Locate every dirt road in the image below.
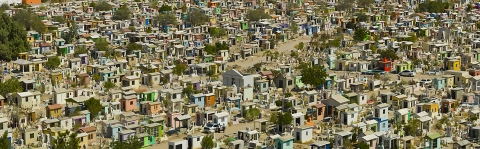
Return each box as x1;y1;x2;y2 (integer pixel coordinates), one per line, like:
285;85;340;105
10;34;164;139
229;36;312;68
148;122;256;148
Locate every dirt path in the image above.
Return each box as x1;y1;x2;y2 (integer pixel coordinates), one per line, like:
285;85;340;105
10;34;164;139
149;122;256;148
228;36;312;68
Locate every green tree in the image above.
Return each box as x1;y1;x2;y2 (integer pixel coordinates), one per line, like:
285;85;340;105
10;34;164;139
89;2;96;7
113;6;132;20
153;13;177;30
94;1;112;11
290;50;298;58
200;135;215;149
73;46;88;57
406;32;417;42
404;119;420;136
246;8;271;21
181;4;187;13
294;42;304;51
84;97;103;119
51;131;81;149
110;136;143;149
300;65;328;88
172;62;188;77
12;9;46;33
158;4;172;12
378;49;399;61
185;8;209;26
244;108;261;121
0;131;10;149
346;21;356;29
328;38;341;47
206;69;217;80
356;13;369;22
358;0;374;8
336;0;354;11
415;1;449;13
182;84;200;97
45;56;61;70
289;21;299;34
92;73;101;82
126;42;143;54
269;112;277;123
353;28;368;41
0;13;30;61
0;3;10;12
104;81;116;92
64;21;79;44
0;78;23;97
343;139;354;149
95;38;109;51
274;111;293;132
146;27;152;33
52;16;67;24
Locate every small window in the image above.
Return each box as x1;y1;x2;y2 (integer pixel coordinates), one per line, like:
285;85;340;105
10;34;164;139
383;109;386;114
197;138;200;141
30;133;34;138
305;131;308;135
26;97;28;102
351;114;354;118
130;101;133;105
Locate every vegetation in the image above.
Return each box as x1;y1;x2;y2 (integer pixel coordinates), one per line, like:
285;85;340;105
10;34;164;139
200;135;215;149
182;84;200;97
355;13;368;22
52;16;67;24
0;13;29;60
110;136;143;149
294;42;304;51
357;0;374;8
172;62;188;77
12;9;46;33
403;119;421;136
126;43;143;54
289;21;299;34
244;108;261;121
205;42;229;55
113;6;132;20
186;8;209;26
276;111;293;131
64;21;79;44
154;13;177;30
45;56;61;70
84;97;103;119
246;8;271;21
209;27;226;38
378;49;399;61
73;46;88;57
158;4;172;12
353;28;368;41
336;0;354;11
51;131;81;149
94;38;110;52
94;1;112;11
0;3;9;12
92;74;101;82
416;1;449;13
104;81;116;92
300;65;328;88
